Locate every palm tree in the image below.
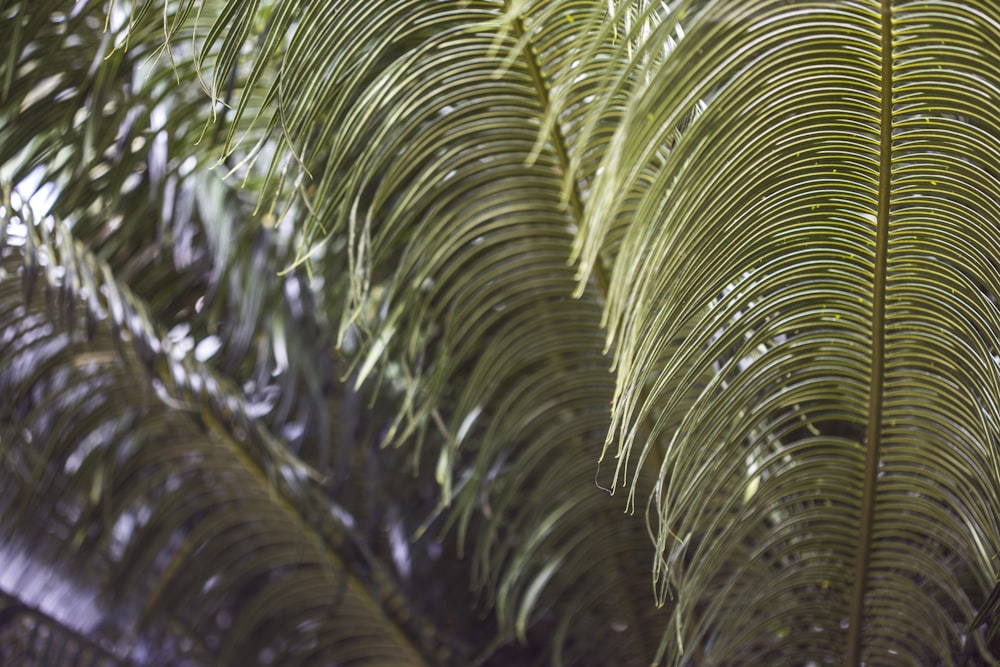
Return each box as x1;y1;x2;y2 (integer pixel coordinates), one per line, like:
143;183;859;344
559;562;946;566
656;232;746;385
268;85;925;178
1;0;998;664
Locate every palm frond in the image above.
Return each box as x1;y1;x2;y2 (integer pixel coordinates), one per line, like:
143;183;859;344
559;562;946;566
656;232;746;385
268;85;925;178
208;0;999;663
0;591;122;667
569;1;1000;663
1;0;354;476
0;209;435;664
1;5;506;661
161;2;678;664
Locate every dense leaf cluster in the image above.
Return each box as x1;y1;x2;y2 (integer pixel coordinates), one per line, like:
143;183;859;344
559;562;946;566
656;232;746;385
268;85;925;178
1;1;998;665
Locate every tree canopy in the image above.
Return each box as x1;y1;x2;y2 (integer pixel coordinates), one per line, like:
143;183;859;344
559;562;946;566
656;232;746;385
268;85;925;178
1;1;999;665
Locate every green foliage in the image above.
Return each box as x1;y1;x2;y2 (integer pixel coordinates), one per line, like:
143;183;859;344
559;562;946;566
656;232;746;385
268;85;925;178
1;1;999;665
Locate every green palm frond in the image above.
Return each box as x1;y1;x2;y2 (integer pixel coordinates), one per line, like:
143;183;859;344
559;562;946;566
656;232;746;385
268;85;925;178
573;1;1000;663
178;3;673;663
207;0;997;663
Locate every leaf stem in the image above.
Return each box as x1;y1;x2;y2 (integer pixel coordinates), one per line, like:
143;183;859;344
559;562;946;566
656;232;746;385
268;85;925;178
507;5;662;656
848;0;892;661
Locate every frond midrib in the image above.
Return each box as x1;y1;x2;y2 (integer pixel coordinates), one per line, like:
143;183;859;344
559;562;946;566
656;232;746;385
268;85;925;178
2;214;437;666
848;0;893;660
509;4;663;657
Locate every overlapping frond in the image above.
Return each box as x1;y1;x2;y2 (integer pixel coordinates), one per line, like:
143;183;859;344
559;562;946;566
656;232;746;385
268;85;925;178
1;3;518;663
201;2;672;664
0;233;430;664
1;0;373;488
168;0;1000;663
569;0;1000;663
